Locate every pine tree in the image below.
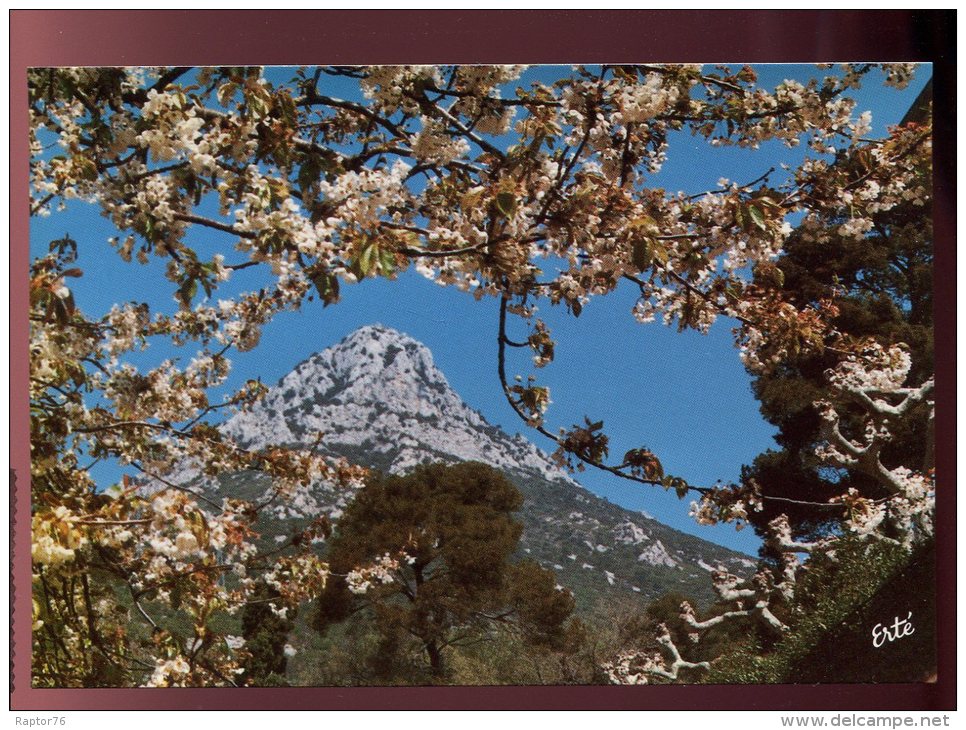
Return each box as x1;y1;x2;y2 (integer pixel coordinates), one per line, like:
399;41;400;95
314;462;575;679
742;83;933;543
240;585;296;686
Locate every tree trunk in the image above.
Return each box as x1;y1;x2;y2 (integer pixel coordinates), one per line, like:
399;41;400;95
425;639;444;678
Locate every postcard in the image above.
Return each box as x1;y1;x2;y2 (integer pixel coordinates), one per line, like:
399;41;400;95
9;10;955;712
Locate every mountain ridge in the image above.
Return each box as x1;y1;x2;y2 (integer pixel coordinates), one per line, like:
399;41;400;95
224;324;578;482
219;324;755;608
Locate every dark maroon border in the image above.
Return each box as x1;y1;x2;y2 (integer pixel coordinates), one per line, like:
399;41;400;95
9;10;956;712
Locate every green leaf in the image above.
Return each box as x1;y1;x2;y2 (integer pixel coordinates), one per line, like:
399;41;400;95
378;249;396;276
50;235;77;258
753;262;785;289
748;204;767;231
756;193;779;209
73;155;98;181
662;475;690;499
495;192;517;217
277;91;296;125
311;271;340;306
177;279;198;307
632;238;653;272
298;158;321;193
357;243;377;277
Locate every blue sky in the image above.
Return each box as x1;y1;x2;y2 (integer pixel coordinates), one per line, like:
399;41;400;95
30;65;931;554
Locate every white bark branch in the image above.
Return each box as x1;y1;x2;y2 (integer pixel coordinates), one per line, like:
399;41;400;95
655;624;711;675
711;570;757;601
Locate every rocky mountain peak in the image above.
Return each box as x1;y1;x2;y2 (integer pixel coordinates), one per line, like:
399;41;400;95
223;324;570;480
306;324;444;394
